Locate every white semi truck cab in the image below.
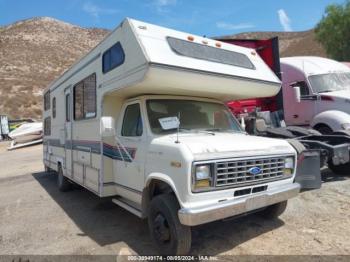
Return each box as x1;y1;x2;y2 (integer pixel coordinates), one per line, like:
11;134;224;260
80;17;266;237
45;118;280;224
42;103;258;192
43;18;303;255
281;56;350;134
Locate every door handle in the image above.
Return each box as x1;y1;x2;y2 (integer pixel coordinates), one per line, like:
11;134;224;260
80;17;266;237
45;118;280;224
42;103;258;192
293;115;298;119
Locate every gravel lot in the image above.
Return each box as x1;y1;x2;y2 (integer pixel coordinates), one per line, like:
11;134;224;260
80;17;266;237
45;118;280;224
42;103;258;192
0;143;350;256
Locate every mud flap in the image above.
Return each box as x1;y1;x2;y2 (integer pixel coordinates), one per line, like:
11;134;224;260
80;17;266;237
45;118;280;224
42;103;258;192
295;150;322;190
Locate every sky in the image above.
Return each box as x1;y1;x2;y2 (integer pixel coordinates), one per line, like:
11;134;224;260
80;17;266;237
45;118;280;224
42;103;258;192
0;0;345;36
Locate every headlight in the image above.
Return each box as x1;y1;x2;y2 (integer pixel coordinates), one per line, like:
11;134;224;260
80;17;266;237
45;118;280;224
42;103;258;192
193;164;212;190
341;123;350;130
195;165;211;180
283;157;294;176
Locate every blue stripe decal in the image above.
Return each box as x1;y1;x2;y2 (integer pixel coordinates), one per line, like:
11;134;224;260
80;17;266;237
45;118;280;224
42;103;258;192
43;139;136;162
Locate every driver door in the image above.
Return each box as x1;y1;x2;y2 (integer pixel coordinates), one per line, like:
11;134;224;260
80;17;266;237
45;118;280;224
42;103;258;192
113;101;146;192
285;81;316;126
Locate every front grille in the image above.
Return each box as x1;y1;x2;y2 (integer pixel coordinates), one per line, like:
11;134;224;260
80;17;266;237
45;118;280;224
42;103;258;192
215;156;287;188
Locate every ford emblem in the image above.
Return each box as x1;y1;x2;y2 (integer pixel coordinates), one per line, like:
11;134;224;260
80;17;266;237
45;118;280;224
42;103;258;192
248;167;262;175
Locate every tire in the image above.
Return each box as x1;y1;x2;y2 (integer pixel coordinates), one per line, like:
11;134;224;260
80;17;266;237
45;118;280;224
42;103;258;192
314;124;333;135
148;194;191;255
57;164;72;192
259;201;287;219
328;161;350;175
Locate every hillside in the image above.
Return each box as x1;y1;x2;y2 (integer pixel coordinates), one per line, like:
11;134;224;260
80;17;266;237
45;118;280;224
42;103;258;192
0;17;327;120
0;17;109;119
217;30;327;58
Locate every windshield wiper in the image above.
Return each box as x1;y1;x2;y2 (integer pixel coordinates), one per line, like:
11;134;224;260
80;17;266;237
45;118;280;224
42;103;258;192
318;89;335;93
205;128;243;133
179;128;215;135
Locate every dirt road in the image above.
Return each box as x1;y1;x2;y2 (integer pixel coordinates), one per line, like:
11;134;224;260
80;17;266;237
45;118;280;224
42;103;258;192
0;144;349;256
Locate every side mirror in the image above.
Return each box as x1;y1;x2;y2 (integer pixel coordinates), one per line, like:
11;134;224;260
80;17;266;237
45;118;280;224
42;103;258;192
293;86;301;103
100;116;115;137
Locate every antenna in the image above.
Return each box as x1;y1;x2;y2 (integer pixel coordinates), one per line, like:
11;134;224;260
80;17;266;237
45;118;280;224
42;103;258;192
175;112;181;144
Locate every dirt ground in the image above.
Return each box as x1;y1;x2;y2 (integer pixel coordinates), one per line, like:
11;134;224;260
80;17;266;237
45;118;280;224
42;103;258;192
0;143;350;257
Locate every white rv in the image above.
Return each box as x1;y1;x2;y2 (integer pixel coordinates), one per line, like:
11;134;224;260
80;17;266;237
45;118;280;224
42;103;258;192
43;18;301;255
281;56;350;134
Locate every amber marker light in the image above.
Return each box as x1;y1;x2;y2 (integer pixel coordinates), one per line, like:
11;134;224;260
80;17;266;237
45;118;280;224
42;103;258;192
187;35;194;41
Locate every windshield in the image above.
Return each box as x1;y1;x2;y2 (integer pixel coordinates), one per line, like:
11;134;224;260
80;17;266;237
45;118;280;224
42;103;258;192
308;72;350;93
146;99;242;134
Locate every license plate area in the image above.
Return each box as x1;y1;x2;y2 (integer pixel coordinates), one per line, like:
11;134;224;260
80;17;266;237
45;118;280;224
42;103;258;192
245;194;267;211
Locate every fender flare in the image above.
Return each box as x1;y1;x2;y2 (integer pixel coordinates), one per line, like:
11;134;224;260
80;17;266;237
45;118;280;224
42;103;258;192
142;173;182;217
311;110;350;131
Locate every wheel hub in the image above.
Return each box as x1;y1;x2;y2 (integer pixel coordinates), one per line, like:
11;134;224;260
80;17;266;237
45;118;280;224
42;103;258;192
153;213;170;242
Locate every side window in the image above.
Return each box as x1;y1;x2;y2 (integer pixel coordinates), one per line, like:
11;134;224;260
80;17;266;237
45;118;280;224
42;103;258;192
74;82;84;120
44;117;51;136
83;74;96;118
66;94;70;122
73;73;96;120
298;81;310;96
102;42;125;73
122;104;143;137
52;97;56;118
44;91;50;111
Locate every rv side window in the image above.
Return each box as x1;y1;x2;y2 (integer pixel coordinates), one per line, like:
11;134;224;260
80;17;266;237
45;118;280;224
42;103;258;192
73;73;96;120
122;104;143;137
74;82;84;120
102;42;125;74
167;37;255;70
44;91;50;111
44;117;51;136
52;97;56;118
66;94;70;122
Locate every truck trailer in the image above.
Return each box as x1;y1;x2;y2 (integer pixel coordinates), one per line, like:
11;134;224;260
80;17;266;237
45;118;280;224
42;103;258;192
43;18;311;255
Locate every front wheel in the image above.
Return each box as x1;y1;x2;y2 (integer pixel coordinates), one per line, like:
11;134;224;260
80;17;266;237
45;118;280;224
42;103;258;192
259;201;288;219
148;194;191;255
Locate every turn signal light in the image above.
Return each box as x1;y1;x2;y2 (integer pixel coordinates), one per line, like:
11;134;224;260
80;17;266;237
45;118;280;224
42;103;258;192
187;35;194;41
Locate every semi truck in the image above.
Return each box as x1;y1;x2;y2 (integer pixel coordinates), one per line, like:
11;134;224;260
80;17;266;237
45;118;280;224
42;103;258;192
215;37;350;175
42;19;315;255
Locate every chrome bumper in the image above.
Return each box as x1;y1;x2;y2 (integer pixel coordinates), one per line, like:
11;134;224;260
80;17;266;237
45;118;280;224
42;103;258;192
178;183;300;226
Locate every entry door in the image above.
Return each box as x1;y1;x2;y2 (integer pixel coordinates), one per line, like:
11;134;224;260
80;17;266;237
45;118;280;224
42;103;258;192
114;102;146;192
284;81;316;126
64;89;73;178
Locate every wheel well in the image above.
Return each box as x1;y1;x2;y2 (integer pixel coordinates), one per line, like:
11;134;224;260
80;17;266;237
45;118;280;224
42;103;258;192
149;180;174;199
141;179;176;218
313;123;332;132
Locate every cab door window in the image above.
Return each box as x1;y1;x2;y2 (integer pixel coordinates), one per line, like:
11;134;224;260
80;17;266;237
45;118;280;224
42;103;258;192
298;81;311;96
121;104;143;137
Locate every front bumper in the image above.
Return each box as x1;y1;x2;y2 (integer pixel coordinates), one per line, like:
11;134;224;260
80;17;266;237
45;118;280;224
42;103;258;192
178;183;300;226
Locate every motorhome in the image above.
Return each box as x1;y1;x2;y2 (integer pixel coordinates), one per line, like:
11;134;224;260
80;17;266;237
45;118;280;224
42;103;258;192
43;18;303;255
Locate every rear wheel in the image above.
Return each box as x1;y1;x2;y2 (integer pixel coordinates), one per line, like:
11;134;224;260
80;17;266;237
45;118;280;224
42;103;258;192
259;201;288;219
57;164;72;192
148;194;191;255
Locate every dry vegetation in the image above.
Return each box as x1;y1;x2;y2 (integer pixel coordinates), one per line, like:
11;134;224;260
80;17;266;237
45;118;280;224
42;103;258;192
0;17;327;120
218;30;327;58
0;17;108;119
